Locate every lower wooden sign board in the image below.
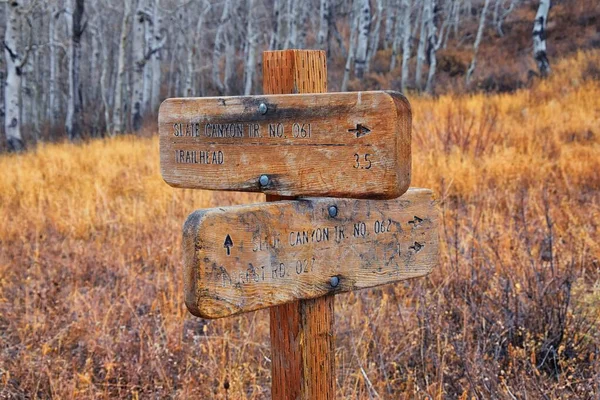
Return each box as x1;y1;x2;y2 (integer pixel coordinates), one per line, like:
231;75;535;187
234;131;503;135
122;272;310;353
159;91;411;199
183;188;438;319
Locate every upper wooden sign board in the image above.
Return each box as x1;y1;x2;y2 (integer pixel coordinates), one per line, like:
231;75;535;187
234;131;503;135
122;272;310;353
159;91;411;199
183;188;438;319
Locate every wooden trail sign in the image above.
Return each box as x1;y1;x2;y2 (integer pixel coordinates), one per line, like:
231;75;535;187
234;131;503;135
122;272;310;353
183;188;438;319
159;91;411;199
160;49;438;400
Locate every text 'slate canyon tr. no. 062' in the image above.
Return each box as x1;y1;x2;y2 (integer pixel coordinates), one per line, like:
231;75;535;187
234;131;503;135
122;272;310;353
183;188;438;319
159;91;411;199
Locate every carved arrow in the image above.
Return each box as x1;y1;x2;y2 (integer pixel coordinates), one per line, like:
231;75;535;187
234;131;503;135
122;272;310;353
224;234;233;256
348;124;371;138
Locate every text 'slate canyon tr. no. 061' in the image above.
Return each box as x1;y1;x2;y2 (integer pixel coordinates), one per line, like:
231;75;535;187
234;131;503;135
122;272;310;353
159;91;411;199
183;188;438;319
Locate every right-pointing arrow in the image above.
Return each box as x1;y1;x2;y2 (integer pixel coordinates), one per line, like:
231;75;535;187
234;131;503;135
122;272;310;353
348;124;371;138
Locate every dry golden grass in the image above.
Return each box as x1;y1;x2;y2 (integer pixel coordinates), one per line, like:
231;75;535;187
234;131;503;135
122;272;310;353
1;50;600;399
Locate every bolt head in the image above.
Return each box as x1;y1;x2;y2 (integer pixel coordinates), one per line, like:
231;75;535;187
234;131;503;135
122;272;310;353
330;276;340;288
328;205;338;218
258;103;268;114
259;174;269;186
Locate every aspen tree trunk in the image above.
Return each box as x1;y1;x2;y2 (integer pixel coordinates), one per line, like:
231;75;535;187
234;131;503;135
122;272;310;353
415;0;429;90
496;0;518;37
100;28;112;133
142;1;154;113
400;0;411;91
288;0;308;49
89;27;102;136
3;1;31;152
184;1;209;97
342;5;359;91
466;0;490;85
150;0;163;111
183;11;194;97
244;0;258;95
112;0;132;135
533;0;550;77
354;0;370;78
131;0;146;131
366;0;383;73
269;0;283;50
390;4;401;71
65;0;85;141
212;0;231;94
48;4;59;125
384;0;396;49
425;0;438;93
297;1;309;48
287;0;298;48
317;0;330;49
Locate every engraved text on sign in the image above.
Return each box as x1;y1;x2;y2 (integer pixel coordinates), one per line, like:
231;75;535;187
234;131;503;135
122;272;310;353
159;91;412;199
183;188;438;319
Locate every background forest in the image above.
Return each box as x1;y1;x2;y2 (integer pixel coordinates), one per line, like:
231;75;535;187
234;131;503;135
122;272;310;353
2;0;598;151
1;0;600;399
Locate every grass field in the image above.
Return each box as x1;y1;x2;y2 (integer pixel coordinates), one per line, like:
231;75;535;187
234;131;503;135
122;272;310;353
1;50;600;398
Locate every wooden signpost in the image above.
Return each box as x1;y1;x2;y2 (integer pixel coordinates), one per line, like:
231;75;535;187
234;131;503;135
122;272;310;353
160;49;439;399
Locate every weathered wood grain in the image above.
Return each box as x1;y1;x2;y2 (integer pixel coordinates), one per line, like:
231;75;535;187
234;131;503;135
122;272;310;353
159;90;411;199
263;49;335;400
183;188;439;319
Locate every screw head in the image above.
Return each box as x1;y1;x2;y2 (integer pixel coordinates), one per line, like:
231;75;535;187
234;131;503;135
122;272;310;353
258;103;268;114
328;205;338;218
259;174;269;186
330;276;340;288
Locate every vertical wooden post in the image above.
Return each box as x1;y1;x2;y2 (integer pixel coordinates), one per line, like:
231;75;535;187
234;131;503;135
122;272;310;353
263;50;335;400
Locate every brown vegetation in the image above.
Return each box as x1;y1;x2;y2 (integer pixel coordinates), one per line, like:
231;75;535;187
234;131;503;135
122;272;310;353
1;50;599;398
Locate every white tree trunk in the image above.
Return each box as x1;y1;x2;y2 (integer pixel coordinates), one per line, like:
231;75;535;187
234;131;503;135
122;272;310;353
244;0;258;95
112;0;132;135
317;0;330;49
150;0;163;111
495;0;518;37
65;0;85;141
100;27;111;134
131;0;146;131
212;0;231;94
185;1;210;97
288;0;308;49
400;0;411;91
425;0;438;93
366;0;384;73
389;3;401;71
287;0;297;48
466;0;491;85
48;4;59;125
415;0;429;90
342;6;359;91
533;0;550;77
354;0;370;78
142;1;154;113
4;2;25;151
384;0;396;49
269;0;283;50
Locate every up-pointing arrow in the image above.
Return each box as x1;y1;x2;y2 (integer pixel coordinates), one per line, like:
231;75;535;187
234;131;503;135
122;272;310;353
348;124;371;138
224;234;233;256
